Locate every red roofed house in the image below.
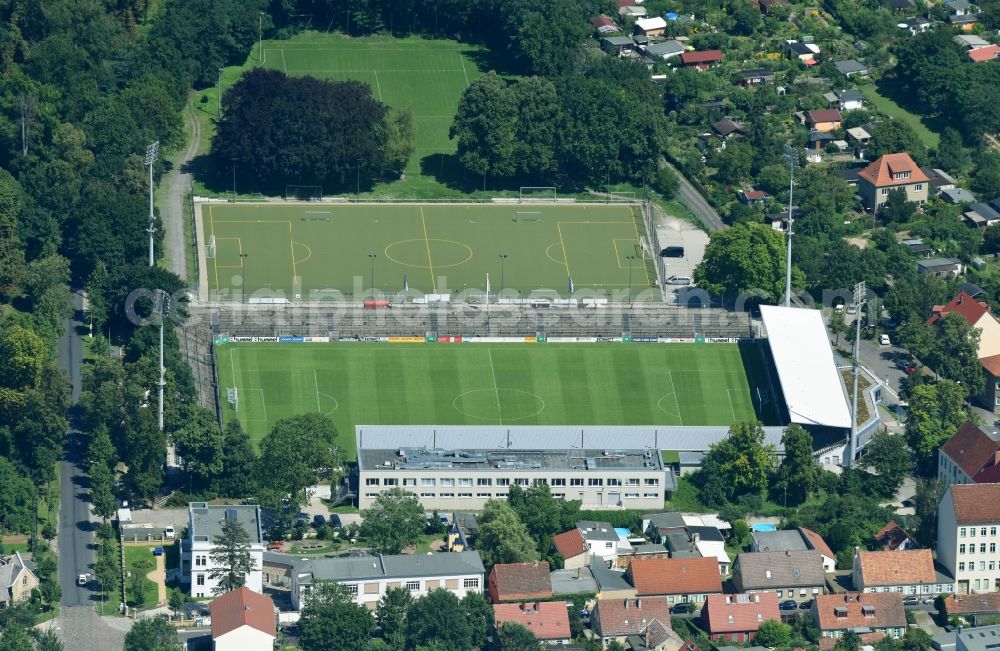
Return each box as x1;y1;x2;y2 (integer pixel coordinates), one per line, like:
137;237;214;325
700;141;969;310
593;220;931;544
806;109;843;132
591;15;620;34
852;548;953;595
819;632;887;651
493;601;572;644
873;521;917;551
969;44;1000;62
944;592;1000;622
928;292;1000;413
739;190;770;205
939;421;1000;486
488;562;552;603
553;529;590;570
857;152;929;211
681;50;724;70
938;483;1000;594
700;592;781;642
810;593;906;641
210;587;276;651
626;557;722;605
799;528;837;573
592;597;685;651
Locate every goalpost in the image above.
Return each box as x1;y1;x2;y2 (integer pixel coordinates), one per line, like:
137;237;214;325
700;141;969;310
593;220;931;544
608;191;638;203
206;235;216;259
519;186;557;203
227;387;238;413
286;185;323;201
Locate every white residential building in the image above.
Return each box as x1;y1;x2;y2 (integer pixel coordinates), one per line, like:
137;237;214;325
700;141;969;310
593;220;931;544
182;503;264;598
210;587;276;651
938;484;1000;594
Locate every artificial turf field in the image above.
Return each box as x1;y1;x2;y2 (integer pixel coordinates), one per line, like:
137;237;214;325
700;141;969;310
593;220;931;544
215;343;771;456
201;202;658;300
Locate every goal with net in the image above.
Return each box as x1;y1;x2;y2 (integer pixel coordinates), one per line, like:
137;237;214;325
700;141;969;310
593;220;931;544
227;387;238;413
608;191;637;203
513;210;543;223
519;186;557;203
286;185;323;201
206;235;216;259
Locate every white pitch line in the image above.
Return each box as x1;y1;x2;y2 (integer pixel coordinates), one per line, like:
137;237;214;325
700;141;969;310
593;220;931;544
459;54;470;87
314;369;322;412
373;70;383;101
668;370;683;425
281;49;288;73
488;348;502;425
726;389;737;422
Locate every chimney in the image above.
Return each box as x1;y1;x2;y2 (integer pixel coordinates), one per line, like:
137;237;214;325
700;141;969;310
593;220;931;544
692;532;700;544
625;600;630;610
786;550;791;556
637;599;642;609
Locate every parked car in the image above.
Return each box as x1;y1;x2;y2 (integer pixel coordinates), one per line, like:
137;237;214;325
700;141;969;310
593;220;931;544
666;275;692;286
669;602;693;614
313;514;326;527
164;526;175;539
661;246;684;258
77;574;87;586
879;334;891;346
267;541;284;551
329;514;342;529
779;600;799;611
903;595;919;606
799;600;814;610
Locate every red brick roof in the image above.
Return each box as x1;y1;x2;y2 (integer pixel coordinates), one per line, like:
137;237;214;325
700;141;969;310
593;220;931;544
594;597;672;636
700;593;781;634
627;557;722;597
808;109;843;124
493;602;571;640
489;562;552;602
969;44;1000;62
799;528;835;559
940;421;1000;478
858;153;929;188
210;587;276;640
681;50;724;65
742;190;769;201
553;529;588;560
945;592;1000;614
856;549;936;586
591;16;617;29
813;593;905;631
981;355;1000;379
948;484;1000;524
873;521;914;551
928;291;990;326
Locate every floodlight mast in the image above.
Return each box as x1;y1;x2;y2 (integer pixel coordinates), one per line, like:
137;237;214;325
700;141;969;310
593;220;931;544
783;145;798;307
155;290;169;431
846;281;866;468
145;141;159;267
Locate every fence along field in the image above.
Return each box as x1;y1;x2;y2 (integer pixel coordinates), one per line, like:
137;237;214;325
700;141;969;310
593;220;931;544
215;342;771;455
201;202;659;300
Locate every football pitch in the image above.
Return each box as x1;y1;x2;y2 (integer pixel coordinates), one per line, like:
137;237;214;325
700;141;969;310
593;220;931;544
215;343;772;457
200;202;658;299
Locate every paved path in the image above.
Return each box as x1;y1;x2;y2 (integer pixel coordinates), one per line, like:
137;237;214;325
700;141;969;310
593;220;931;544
149;555;166;607
664;161;726;232
161;98;200;281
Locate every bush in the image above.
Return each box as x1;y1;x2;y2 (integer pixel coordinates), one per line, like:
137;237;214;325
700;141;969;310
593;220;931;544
653;167;680;198
577;510;642;530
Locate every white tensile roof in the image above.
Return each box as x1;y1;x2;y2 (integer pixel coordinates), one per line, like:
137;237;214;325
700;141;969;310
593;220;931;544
760;305;851;429
636;16;668;30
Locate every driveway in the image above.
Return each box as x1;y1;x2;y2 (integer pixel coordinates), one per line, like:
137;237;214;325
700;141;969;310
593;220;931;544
656;215;708;301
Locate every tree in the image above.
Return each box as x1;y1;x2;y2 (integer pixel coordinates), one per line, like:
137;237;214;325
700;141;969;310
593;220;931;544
0;459;36;534
973;153;1000;196
714;140;754;185
299;584;376;651
868;119;927;164
208;516;255;595
360;488;426;555
406;589;474;651
774;425;819;506
653;167;679;198
449;72;517;177
257;413;341;510
462;592;494;649
694;222;788;302
376;587;413;650
755;620;793;648
836;630;862;651
509;482;579;554
913;478;945;547
904;381;967;475
860;432;913;498
215;421;258;498
927;313;984;397
212;69;411;190
171;405;223;491
935;127;969;173
695;422;778;505
880;188;916;224
123;616;182;651
474;501;539;567
829;308;850;347
0;169;25;297
498;622;540;651
130;572;146;608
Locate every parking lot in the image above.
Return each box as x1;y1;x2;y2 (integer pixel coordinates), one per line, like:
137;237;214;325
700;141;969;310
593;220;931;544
656;217;708;299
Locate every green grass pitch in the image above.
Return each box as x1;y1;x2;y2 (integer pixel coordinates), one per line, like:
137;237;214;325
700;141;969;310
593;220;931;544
215;343;773;457
202;202;658;299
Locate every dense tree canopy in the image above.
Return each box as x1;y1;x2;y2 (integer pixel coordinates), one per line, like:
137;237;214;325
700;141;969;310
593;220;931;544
360;488;427;555
213;69;413;190
694;222;790;302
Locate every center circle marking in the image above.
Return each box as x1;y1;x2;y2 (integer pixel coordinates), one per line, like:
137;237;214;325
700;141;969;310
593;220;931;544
452;388;546;422
384;239;474;269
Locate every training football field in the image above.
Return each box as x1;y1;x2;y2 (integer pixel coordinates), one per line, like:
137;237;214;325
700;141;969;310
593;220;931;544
215;343;771;456
201;202;658;299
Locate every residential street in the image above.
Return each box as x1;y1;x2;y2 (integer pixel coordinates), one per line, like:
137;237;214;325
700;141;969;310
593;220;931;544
54;291;124;649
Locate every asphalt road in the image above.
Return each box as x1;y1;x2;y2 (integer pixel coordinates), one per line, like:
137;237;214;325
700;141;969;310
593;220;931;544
664;161;726;232
161;98;200;282
55;292;124;648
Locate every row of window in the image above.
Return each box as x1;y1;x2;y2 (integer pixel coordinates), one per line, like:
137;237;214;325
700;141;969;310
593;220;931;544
342;577;480;598
960;527;999;538
958;543;997;554
879;183;922;196
867;585;943;594
958;561;998;572
366;477;659;487
363;492;660;500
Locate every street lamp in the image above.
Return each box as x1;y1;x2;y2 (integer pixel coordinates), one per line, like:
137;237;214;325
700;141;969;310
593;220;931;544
498;254;508;296
783;144;799;307
240;253;249;304
144;141;159;267
368;254;377;299
259;12;265;62
626;255;636;307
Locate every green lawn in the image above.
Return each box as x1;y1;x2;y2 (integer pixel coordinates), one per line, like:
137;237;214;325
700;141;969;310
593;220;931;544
202;202;657;300
215;342;772;454
124;546;160;610
860;84;941;149
194;32;489;200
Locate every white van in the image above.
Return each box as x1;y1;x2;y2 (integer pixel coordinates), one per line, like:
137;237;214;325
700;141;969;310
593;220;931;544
666;276;692;285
